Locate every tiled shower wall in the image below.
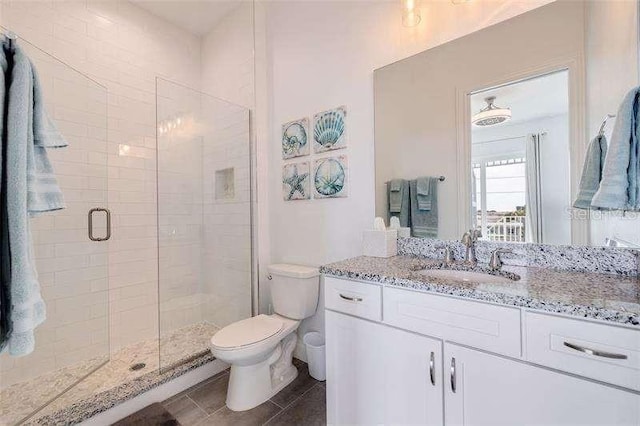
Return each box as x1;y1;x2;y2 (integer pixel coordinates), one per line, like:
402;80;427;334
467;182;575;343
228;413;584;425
201;98;252;329
0;0;201;386
157;82;252;336
200;2;255;327
157;80;205;336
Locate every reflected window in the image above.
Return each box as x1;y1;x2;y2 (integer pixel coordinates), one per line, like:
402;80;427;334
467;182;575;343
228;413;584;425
473;159;526;242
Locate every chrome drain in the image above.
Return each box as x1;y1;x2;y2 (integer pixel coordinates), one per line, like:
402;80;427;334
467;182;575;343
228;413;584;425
129;362;146;371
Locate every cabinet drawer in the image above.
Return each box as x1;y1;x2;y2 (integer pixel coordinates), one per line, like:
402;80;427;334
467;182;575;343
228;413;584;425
384;287;521;357
325;277;382;321
525;312;640;391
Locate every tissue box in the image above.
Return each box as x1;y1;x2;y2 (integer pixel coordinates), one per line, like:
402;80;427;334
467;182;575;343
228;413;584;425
363;229;398;258
397;227;411;238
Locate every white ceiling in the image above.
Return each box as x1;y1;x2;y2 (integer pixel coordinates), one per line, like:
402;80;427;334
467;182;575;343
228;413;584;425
470;70;569;126
131;0;243;36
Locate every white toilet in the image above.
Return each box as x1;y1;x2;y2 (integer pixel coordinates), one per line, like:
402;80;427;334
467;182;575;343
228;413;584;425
210;264;319;411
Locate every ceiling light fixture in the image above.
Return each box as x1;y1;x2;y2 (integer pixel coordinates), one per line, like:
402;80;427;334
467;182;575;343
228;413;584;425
401;0;421;27
472;96;512;126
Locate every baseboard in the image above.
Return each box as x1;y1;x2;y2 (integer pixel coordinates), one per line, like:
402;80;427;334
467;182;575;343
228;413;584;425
80;359;228;426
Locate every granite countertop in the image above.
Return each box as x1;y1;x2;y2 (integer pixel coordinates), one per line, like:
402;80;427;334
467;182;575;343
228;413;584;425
320;255;640;326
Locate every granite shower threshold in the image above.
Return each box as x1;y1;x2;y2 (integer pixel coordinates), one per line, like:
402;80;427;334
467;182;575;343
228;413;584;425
1;322;219;426
27;351;217;426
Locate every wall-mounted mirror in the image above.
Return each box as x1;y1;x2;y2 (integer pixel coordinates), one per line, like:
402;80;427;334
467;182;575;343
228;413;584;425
374;0;640;247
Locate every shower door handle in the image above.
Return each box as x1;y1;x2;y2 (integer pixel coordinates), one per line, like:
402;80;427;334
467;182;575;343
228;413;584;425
88;208;111;241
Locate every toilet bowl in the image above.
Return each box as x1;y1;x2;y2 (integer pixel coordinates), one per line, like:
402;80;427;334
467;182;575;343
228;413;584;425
209;264;319;411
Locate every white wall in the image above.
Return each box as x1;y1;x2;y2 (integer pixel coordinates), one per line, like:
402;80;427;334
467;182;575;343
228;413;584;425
262;0;552;348
585;0;640;247
201;3;254;110
199;3;255;325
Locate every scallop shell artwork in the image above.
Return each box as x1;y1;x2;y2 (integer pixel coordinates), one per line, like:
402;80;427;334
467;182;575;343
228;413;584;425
283;162;310;201
314;156;348;198
313;106;346;153
282;118;309;159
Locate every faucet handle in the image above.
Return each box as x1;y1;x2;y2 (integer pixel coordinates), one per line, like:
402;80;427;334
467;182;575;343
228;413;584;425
436;245;454;264
489;248;513;271
472;229;483;240
461;231;472;245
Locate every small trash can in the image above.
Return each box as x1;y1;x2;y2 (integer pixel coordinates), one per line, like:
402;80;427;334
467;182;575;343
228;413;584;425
303;331;326;381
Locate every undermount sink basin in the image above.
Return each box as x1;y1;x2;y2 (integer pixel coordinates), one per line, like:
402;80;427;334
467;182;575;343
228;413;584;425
416;268;514;284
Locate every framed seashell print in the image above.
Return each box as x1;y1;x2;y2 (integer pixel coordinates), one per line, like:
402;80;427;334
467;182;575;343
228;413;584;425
282;118;310;159
283;162;311;201
313;106;347;153
313;156;348;198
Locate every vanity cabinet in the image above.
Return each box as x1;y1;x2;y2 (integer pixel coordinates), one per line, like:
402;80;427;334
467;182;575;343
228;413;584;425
444;343;640;426
325;277;640;426
326;310;443;426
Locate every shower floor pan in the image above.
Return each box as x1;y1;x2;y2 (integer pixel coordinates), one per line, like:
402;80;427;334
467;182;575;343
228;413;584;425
0;321;219;425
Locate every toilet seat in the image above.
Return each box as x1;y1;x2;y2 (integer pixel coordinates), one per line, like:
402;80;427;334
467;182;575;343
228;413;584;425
211;315;284;350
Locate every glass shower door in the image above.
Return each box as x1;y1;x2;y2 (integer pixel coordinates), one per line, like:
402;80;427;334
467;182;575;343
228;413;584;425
0;34;109;425
156;78;252;372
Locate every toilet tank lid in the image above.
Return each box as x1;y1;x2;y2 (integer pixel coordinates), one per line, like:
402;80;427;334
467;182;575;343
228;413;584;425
268;264;319;279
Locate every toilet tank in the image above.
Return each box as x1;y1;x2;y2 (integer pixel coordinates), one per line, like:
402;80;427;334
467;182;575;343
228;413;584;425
268;264;319;320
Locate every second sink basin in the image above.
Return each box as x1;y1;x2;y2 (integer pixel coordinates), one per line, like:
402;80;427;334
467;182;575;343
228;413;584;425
416;268;514;284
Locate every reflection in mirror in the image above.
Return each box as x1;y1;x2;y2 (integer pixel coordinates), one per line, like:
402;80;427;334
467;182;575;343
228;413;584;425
374;0;640;247
470;71;570;245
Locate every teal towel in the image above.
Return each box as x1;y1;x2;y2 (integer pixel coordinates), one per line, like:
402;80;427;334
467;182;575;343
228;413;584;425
389;179;403;213
388;179;409;227
410;179;438;238
573;135;608;209
592;87;640;210
30;55;67;214
1;41;67;356
0;44;10;351
416;177;433;211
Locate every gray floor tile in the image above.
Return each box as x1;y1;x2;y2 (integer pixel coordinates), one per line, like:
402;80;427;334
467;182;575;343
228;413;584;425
186;373;230;414
196;401;282;426
164;396;209;425
265;384;326;426
114;403;179;426
269;359;322;408
163;370;229;406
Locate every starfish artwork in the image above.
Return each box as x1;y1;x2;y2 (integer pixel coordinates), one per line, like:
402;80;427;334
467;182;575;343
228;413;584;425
282;162;310;201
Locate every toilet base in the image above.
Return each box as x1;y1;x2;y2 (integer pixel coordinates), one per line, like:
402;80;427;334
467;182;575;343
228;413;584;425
225;333;299;411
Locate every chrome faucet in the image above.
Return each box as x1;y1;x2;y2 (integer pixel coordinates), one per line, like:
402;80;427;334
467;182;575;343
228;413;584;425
489;248;513;271
461;229;482;265
437;245;454;265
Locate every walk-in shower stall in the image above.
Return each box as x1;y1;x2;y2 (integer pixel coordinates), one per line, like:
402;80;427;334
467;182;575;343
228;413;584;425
0;36;253;426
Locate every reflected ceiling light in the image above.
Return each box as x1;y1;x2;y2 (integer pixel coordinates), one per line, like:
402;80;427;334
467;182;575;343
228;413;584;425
472;96;512;126
401;0;421;27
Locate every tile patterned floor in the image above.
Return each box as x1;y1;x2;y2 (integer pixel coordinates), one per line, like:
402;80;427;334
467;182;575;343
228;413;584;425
119;359;326;426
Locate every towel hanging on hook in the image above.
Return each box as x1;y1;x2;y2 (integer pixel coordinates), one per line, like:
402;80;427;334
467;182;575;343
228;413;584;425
3;31;17;51
598;113;616;137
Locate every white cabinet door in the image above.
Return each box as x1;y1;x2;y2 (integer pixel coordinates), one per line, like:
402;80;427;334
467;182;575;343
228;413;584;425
326;310;443;425
444;343;640;426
